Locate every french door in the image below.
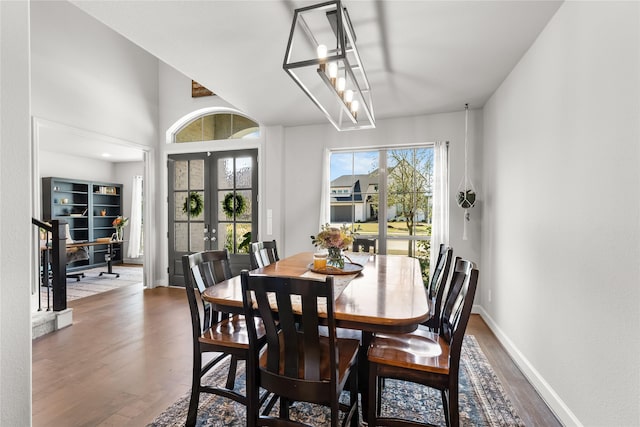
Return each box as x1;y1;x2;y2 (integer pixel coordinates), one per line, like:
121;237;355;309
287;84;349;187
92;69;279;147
168;150;257;286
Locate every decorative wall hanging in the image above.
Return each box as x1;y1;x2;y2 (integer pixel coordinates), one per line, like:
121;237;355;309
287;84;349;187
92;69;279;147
183;192;204;217
191;80;214;98
457;104;476;240
222;192;246;218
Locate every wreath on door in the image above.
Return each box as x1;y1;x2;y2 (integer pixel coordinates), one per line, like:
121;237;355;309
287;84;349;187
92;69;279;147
222;192;246;218
182;192;204;217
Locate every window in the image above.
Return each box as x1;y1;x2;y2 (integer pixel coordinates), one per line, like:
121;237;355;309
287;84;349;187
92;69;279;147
329;147;435;279
174;113;259;143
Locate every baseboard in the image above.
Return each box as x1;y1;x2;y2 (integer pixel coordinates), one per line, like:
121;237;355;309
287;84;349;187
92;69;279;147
476;306;583;427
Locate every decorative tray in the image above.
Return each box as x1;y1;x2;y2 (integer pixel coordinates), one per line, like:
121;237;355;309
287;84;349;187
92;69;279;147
308;262;364;275
96;237;113;243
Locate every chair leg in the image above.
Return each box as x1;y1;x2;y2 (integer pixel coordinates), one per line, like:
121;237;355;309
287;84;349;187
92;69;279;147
441;389;450;427
377;377;383;416
368;362;378;426
279;397;290;420
449;382;459;427
349;369;359;427
331;399;339;427
245;358;258;427
225;355;238;390
186;350;202;427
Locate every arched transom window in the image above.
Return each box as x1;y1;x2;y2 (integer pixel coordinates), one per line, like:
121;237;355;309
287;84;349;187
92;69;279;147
174;113;259;143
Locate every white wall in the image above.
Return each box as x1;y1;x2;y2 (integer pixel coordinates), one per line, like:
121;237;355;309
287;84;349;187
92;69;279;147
39;151;115;183
282;111;483;266
30;1;158;147
31;0;159;282
481;2;640;425
0;2;32;424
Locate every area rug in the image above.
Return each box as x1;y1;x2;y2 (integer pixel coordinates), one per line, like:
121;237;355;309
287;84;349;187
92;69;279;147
148;335;524;427
40;265;143;302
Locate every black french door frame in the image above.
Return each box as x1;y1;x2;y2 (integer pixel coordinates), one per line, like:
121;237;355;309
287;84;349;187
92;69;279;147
167;149;258;286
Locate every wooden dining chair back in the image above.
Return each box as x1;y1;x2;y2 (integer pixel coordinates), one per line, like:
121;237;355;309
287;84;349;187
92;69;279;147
422;244;454;331
352;238;377;254
249;240;280;269
183;251;265;427
367;258;479;427
241;270;360;427
196;250;233;325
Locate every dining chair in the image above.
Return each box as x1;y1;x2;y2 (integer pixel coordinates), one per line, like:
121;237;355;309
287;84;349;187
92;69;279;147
182;251;266;427
240;270;360;427
367;258;479;427
249;240;280;269
352;237;377;254
421;244;454;332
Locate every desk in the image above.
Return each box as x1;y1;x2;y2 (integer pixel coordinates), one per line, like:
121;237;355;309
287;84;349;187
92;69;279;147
66;240;123;278
202;252;429;419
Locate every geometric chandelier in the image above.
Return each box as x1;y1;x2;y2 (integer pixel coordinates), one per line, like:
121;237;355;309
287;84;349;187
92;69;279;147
283;0;375;131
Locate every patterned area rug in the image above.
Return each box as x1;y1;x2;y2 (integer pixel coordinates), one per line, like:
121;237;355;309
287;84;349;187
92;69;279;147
40;265;143;302
148;335;524;427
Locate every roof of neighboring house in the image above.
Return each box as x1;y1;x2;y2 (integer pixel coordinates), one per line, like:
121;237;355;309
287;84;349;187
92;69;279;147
331;173;378;203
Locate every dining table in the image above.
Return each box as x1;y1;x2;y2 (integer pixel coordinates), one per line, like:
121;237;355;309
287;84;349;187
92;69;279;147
202;251;430;419
202;251;429;332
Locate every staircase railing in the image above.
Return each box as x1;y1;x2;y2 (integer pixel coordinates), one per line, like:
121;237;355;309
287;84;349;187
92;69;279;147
32;218;67;311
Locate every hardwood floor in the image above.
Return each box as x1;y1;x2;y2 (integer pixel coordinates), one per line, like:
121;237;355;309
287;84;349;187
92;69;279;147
32;284;560;426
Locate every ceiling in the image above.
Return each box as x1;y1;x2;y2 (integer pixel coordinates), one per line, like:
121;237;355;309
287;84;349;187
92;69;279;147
38;121;145;163
63;0;560;155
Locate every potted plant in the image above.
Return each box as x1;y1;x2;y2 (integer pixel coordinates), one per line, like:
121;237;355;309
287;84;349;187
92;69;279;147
310;224;354;269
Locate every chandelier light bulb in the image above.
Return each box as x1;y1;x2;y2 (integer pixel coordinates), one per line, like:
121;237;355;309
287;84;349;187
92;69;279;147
337;77;346;96
344;89;354;104
351;100;359;120
317;44;327;71
328;62;338;85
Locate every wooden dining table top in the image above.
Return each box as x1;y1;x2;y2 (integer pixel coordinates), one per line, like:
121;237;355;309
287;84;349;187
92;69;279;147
202;251;429;334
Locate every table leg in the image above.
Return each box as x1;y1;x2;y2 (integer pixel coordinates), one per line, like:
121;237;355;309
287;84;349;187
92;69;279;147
359;331;372;423
99;243;120;278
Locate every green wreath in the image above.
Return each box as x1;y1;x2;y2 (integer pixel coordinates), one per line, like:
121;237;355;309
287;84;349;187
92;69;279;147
222;192;246;217
182;192;204;217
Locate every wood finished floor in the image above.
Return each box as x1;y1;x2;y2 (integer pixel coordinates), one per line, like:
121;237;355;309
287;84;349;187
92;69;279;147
32;284;561;426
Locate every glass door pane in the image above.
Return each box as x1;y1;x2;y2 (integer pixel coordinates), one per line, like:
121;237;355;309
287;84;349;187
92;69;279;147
214;154;255;255
329;151;380;238
386;148;433;257
168;155;209;286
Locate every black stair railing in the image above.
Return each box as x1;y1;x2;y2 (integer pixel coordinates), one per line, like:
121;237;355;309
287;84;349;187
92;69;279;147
32;218;67;312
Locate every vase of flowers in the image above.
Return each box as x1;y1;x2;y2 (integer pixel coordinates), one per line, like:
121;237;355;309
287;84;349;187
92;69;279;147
112;216;129;241
311;224;354;269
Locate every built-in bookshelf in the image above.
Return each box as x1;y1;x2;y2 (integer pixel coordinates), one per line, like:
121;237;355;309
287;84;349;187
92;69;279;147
42;177;123;270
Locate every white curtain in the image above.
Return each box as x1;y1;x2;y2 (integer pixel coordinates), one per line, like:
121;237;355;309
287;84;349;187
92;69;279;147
430;141;449;270
128;175;143;258
319;148;331;227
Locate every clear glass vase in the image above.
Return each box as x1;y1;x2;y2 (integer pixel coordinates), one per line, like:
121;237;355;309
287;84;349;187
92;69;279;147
327;247;344;269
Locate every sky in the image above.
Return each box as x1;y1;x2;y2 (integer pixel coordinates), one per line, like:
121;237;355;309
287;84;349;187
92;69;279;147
330;148;434;181
330;151;379;180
